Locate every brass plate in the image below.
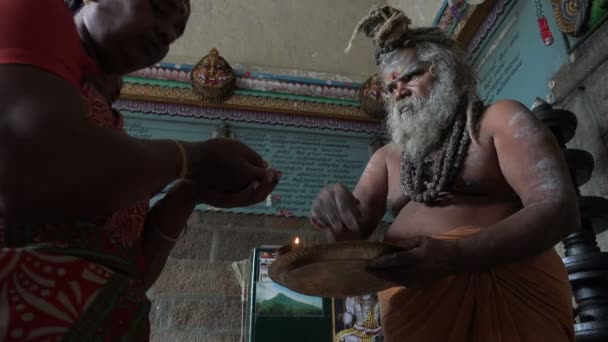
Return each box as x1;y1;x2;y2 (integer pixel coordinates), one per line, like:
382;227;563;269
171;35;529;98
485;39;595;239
269;241;402;297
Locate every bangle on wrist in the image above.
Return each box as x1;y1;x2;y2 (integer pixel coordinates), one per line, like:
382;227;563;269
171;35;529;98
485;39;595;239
156;228;179;243
173;140;188;179
156;224;189;244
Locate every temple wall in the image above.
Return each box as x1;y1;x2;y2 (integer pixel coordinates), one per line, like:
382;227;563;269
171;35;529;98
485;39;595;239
117;47;391;338
148;212;325;341
123;3;608;339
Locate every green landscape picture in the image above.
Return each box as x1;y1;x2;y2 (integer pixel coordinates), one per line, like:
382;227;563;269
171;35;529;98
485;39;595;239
256;283;323;317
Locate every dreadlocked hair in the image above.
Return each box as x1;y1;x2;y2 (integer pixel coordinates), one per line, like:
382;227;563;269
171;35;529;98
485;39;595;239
346;5;483;141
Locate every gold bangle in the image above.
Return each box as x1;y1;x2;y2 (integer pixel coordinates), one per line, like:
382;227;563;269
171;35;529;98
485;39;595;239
157;228;180;243
173;140;188;179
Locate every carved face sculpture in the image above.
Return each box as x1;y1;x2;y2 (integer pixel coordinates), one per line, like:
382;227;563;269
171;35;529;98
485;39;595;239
191;48;236;101
362;75;382;100
359;73;387;118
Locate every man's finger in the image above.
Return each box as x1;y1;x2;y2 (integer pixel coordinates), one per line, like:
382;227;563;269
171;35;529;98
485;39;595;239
319;196;343;232
369;268;428;288
394;236;424;251
366;268;407;284
309;210;328;229
333;192;361;232
309;216;325;230
340;211;360;232
368;250;419;269
310;204;331;229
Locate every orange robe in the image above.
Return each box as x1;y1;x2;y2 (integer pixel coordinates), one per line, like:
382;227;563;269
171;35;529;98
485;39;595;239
379;227;575;342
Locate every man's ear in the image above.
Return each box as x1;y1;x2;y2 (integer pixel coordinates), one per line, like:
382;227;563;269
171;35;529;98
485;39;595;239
429;64;437;77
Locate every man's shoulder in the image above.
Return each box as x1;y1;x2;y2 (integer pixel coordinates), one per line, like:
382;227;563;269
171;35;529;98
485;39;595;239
478;99;535;135
484;99;528;118
374;143;402;161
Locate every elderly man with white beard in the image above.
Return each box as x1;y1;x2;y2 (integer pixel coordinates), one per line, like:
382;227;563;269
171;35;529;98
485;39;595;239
310;6;578;342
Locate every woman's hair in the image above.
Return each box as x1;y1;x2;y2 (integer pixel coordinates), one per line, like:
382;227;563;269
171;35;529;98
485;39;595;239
347;5;483;139
64;0;191;19
65;0;84;13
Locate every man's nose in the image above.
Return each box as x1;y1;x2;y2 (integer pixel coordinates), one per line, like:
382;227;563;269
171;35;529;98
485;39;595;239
392;82;412;102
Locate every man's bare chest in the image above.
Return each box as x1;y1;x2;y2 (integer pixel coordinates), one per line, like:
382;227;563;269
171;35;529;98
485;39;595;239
385;141;516;212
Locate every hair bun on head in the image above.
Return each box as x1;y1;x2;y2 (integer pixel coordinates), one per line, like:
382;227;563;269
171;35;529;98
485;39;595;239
345;5;456;66
345;5;413;54
370;7;412;50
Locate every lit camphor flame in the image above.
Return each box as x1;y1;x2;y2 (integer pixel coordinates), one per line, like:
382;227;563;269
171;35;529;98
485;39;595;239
294;237;300;245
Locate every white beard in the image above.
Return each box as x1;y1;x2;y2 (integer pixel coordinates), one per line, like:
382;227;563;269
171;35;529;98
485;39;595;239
386;74;462;163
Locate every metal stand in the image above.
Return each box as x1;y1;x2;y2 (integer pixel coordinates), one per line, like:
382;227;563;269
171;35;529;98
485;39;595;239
532;99;608;341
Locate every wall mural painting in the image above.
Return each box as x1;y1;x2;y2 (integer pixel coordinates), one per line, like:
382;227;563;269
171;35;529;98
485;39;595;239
551;0;608;37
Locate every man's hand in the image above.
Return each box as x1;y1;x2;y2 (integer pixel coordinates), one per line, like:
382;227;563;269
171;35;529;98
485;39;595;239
367;236;462;289
309;183;364;240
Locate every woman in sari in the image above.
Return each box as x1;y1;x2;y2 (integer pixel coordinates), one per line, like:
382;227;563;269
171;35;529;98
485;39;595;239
0;0;280;340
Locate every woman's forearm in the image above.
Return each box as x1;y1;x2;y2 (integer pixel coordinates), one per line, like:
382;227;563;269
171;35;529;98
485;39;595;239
1;124;184;221
140;181;197;290
0;65;186;221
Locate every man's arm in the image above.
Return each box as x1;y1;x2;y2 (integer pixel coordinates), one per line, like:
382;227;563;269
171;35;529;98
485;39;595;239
0;65;183;220
455;100;579;271
310;145;390;241
352;145;392;238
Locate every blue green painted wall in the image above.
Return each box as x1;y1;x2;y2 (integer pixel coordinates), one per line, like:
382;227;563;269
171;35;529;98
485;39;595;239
123;112;376;217
471;0;568;107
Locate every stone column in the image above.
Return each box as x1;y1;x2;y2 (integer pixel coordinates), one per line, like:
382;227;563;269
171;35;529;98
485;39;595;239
532;99;608;341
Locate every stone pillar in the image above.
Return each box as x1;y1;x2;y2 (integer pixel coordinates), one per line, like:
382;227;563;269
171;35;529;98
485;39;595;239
532;100;608;341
